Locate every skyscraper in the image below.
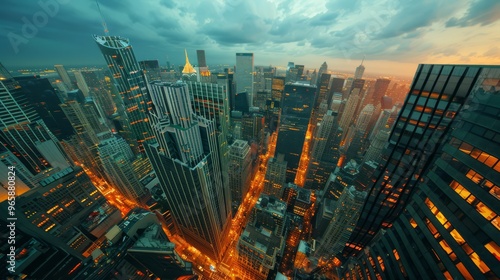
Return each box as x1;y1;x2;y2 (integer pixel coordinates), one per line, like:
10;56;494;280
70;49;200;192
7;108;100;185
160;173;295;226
0;166;105;259
145;81;231;262
139;59;162;82
54;64;73;90
14;75;74;141
276;83;316;183
74;70;90;97
330;77;345;95
0;64;70;178
371;78;391;106
228;140;252;213
263;154;287;198
307;110;338;190
315;186;367;259
342;64;490;259
318;62;328;82
235;53;254;106
93;35;154;153
196;49;211;81
340;65;500;280
354;59;365;80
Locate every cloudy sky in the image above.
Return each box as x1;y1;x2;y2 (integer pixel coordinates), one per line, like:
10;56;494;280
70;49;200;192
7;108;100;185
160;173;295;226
1;0;499;76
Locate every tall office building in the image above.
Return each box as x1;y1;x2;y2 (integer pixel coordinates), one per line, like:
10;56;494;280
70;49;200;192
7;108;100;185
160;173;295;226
228;140;252;213
339;90;361;133
81;71;117;117
139;59;162;82
325;160;360;201
276;83;316;183
54;64;73;90
345;104;375;162
14;75;74;141
145;81;231;262
0;64;70;178
74;71;90;97
0;167;105;259
339;65;500;280
187;81;230;188
97;135;144;202
93;35;154;153
371;78;391;106
196;50;211;81
237;194;286;280
237;225;284;280
330;77;345;95
316;73;332;108
263;154;287;198
342;64;492;259
363;129;390;163
307;110;338;190
354;60;365;80
235;53;254;106
315;186;367;259
318;62;328;82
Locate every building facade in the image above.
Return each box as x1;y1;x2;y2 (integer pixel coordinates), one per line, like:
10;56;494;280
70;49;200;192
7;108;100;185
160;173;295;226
340;65;500;280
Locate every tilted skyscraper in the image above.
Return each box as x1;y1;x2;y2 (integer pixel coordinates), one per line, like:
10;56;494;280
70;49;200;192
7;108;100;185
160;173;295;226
339;65;500;280
0;63;70;179
145;81;231;262
93;35;154;153
342;64;494;259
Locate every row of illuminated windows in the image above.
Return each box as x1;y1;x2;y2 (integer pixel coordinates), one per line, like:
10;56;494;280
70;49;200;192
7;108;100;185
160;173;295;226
456;140;500;173
424;198;494;276
448;177;500;231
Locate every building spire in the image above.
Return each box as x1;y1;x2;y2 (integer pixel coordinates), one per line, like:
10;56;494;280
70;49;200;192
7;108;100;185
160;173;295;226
361;55;365;66
182;49;196;75
96;0;109;35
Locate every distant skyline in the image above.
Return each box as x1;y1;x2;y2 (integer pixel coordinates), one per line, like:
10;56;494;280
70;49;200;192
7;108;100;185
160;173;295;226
1;0;500;77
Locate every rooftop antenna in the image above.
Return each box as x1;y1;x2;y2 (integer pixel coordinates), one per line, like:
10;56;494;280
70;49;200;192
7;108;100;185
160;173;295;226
361;55;365;65
96;0;109;35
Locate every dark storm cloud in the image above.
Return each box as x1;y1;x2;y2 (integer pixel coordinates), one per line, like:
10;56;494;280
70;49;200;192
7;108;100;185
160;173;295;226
446;0;500;27
1;0;499;72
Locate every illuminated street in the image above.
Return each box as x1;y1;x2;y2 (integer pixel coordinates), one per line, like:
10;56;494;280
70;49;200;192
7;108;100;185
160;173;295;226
295;122;314;187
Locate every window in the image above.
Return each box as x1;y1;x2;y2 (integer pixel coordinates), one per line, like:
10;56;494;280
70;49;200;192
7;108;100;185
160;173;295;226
456;262;474;279
459;142;473;154
484;242;500;261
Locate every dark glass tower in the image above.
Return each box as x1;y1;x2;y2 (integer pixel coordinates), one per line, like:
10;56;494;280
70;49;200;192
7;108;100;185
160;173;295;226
340;65;500;280
343;64;487;258
145;81;231;262
0;63;70;177
276;83;316;183
93;35;154;153
14;76;74;141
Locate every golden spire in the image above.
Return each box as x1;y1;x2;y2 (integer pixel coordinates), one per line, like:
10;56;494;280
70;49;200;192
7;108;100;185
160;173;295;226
182;49;196;75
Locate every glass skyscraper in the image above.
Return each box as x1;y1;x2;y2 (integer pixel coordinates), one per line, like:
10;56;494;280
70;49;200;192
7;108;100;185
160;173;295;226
276;83;317;183
339;65;500;280
93;35;154;153
235;53;254;106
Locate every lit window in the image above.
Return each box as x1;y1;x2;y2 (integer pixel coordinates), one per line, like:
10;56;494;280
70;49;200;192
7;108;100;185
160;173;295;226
470;252;490;273
456;262;474;279
484;242;500;261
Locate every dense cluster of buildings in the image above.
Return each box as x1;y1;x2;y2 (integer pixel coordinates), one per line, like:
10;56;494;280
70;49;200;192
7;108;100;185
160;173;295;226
0;27;499;280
